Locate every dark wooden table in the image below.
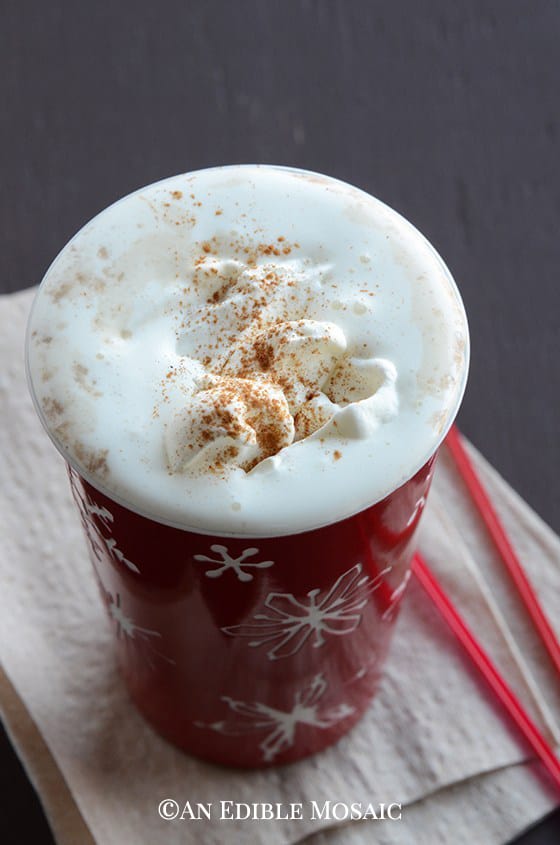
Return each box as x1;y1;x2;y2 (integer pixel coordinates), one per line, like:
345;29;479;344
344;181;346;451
1;2;558;842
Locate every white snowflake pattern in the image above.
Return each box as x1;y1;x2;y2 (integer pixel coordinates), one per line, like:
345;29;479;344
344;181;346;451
346;651;381;684
194;673;354;762
68;471;141;574
406;494;427;529
83;497;114;530
105;538;140;574
81;518;106;564
106;591;175;667
193;545;274;582
381;569;412;621
351;666;367;681
222;562;391;660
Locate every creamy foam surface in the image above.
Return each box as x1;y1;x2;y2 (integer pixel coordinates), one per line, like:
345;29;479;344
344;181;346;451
27;166;469;536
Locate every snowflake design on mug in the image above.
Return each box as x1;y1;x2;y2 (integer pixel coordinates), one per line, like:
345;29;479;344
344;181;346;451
106;591;175;667
104;538;140;574
83;498;114;531
381;569;412;621
194;545;274;582
222;562;391;660
195;673;354;762
406;494;427;529
68;471;140;574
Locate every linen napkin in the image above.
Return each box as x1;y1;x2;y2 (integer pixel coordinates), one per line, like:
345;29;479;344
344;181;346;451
0;288;559;845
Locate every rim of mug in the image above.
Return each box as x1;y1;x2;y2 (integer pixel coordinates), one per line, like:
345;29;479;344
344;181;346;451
25;163;470;538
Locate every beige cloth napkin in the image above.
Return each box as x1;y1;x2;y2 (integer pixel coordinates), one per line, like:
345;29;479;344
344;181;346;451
1;288;559;845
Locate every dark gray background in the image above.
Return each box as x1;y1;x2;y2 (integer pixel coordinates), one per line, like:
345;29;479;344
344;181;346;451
1;1;558;842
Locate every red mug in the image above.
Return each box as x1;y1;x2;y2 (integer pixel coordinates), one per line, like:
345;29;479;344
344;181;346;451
26;166;469;768
67;453;436;768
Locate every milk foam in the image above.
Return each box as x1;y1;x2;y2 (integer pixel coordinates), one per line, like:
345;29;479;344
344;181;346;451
26;165;469;536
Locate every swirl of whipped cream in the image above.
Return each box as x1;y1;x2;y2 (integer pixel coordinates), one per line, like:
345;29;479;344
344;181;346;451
164;375;294;472
166;318;351;472
221;319;346;406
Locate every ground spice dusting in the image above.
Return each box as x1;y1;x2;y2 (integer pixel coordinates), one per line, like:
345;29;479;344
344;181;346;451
253;337;274;370
163;234;367;474
74;442;109;477
181;376;294;472
42;397;64;420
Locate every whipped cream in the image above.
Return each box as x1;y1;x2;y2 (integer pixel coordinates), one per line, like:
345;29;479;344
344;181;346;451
26;165;469;536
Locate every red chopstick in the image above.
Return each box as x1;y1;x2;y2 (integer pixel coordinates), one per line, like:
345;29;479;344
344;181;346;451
411;553;560;792
445;425;560;678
